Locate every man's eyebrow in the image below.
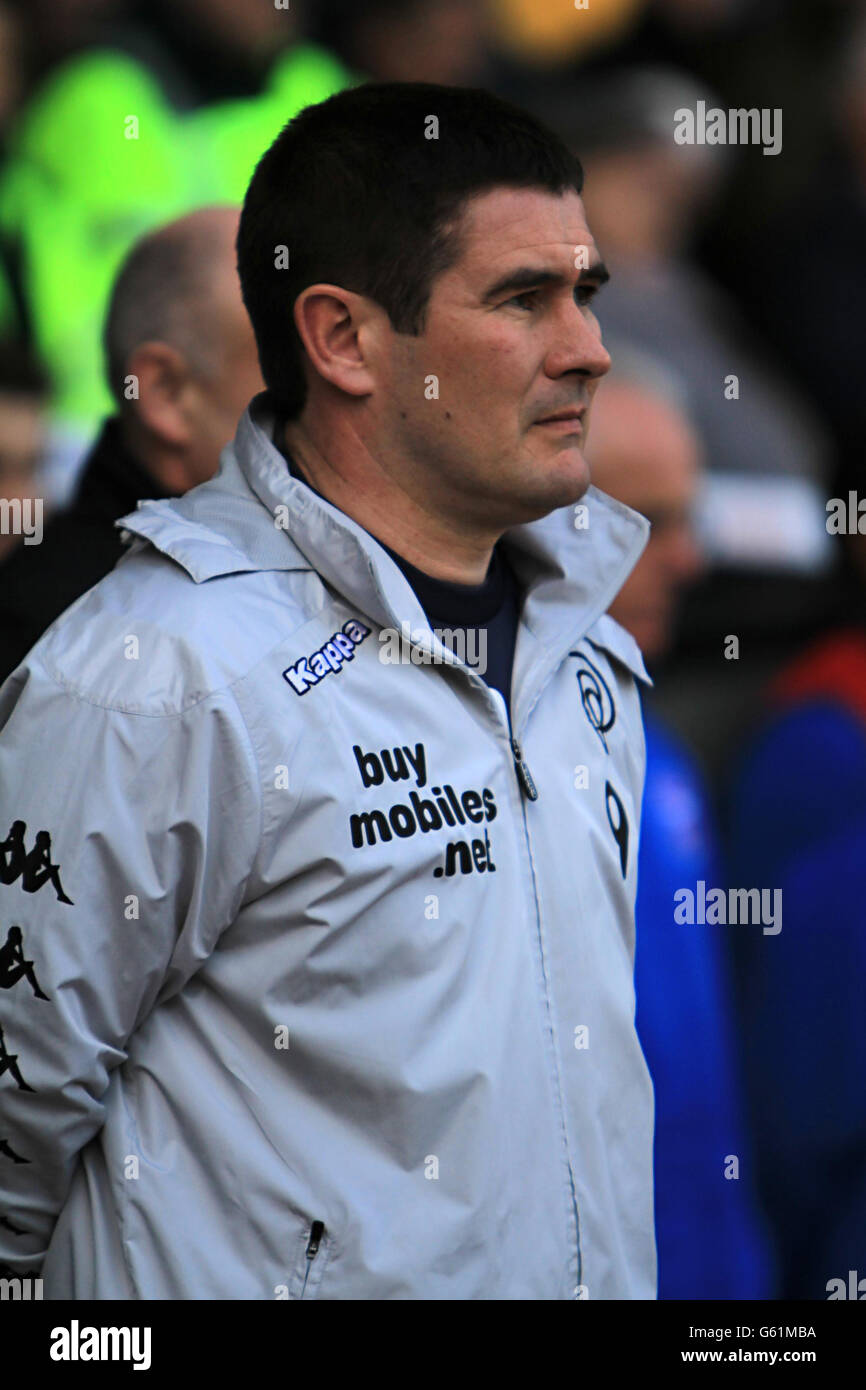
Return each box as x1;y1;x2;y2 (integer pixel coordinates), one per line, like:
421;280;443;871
481;261;611;303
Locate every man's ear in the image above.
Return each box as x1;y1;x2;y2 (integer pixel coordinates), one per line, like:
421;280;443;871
126;342;194;448
292;284;383;402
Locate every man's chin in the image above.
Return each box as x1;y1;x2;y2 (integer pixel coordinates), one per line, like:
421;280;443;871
533;450;591;512
512;479;590;528
489;446;592;527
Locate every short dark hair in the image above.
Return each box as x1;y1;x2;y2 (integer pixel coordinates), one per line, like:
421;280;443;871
237;81;584;419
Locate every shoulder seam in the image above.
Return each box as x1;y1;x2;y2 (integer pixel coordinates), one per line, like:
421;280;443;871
32;616;315;717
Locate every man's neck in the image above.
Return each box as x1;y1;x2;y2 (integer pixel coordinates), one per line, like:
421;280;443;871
280;416;497;586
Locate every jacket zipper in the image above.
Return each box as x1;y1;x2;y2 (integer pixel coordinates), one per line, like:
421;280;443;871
410;637;539;803
510;735;539;801
404;628;539;804
300;1219;325;1298
504;699;582;1291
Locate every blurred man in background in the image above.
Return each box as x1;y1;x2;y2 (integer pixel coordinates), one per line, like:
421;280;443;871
0;204;263;686
589;361;703;659
588;355;774;1299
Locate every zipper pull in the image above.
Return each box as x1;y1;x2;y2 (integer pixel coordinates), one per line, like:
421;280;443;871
306;1220;325;1259
510;736;539;801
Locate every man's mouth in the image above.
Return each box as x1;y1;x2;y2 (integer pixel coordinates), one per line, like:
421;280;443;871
534;408;586;431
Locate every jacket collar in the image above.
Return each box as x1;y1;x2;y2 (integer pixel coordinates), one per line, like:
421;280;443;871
116;392;651;684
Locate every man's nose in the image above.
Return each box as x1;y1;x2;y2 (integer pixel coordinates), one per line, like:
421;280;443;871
543;299;612;381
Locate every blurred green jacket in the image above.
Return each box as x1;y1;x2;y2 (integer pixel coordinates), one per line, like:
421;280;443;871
0;42;352;429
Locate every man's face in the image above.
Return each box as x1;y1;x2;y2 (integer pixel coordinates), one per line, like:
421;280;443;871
378;187;612;533
588;381;704;661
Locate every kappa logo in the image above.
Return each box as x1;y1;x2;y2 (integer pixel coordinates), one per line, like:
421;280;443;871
0;923;50;1000
0;821;73;903
0;1021;33;1092
283;619;371;696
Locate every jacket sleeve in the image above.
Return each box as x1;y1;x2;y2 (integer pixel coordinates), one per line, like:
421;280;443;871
0;655;262;1274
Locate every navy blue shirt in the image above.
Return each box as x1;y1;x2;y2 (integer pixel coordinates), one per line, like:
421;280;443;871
377;536;521;723
280;445;521;722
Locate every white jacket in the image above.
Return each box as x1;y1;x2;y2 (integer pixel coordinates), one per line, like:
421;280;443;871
0;394;655;1299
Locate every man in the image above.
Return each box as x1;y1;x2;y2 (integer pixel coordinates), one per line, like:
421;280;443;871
587;361;774;1299
0;82;654;1300
0;206;264;687
587;361;704;660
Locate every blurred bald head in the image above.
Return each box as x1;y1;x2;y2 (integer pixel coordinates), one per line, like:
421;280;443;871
104;206;264;493
587;369;704;662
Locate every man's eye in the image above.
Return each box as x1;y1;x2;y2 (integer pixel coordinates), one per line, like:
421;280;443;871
504;284;603;311
506;290;540;310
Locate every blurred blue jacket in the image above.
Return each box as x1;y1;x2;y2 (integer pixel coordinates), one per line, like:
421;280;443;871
728;630;866;1299
636;709;774;1299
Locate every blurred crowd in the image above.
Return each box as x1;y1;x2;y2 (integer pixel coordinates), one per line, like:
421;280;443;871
0;0;864;1301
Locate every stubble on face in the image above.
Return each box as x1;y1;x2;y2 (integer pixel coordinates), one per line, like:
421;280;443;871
377;186;612;534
